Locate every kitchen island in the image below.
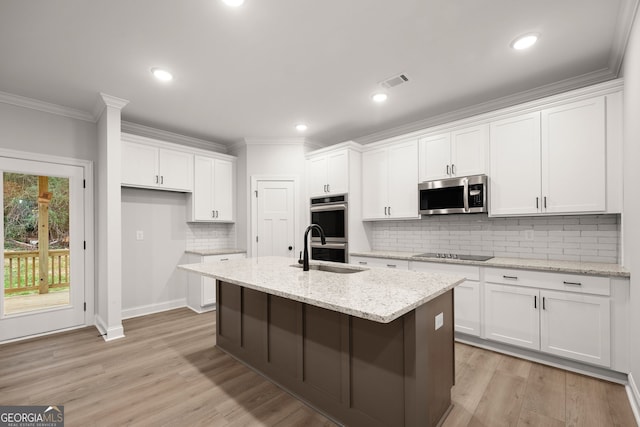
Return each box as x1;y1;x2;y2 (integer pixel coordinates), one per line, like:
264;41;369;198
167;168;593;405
179;256;464;427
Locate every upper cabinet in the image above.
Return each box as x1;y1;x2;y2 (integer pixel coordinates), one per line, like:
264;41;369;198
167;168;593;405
490;96;607;216
362;139;419;220
121;134;193;192
419;124;488;181
188;155;235;222
307;149;349;196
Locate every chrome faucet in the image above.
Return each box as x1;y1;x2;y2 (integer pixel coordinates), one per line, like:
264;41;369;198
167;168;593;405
300;224;326;271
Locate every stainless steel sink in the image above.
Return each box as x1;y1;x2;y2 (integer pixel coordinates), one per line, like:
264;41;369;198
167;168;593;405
291;264;367;274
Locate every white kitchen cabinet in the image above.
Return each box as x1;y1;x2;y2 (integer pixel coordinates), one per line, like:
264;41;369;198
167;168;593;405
121;137;193;192
484;268;612;367
187;253;245;312
540;289;610;366
349;255;409;270
307;149;349;196
362;139;418;220
484;283;541;350
489;96;606;216
188;155;235;222
410;261;481;337
419;124;488;181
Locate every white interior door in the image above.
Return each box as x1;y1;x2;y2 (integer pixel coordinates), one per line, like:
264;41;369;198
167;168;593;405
0;157;85;342
256;180;295;258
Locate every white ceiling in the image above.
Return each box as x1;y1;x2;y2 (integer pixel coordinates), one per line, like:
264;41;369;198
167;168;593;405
0;0;637;147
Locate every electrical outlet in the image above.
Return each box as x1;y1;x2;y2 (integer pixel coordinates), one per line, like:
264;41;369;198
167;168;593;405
435;312;444;330
136;230;144;241
525;229;534;241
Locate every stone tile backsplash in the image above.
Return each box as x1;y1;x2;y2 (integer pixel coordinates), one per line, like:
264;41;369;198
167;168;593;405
370;214;620;263
186;222;236;250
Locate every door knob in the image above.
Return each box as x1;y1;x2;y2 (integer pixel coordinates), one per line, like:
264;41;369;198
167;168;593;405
288;246;293;250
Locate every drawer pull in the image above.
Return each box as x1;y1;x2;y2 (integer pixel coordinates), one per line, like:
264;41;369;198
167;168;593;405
387;264;397;268
563;281;582;286
534;295;537;309
542;296;546;310
220;258;229;261
358;261;368;265
503;275;518;280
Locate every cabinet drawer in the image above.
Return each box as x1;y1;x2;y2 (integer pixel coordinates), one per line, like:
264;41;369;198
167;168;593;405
203;253;246;263
485;267;610;296
349;256;409;270
410;261;480;281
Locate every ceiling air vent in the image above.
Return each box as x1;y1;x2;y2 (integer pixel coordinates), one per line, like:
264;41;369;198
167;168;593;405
380;73;409;89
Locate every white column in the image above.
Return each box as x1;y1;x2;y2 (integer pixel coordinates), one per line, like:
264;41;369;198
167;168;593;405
95;93;128;341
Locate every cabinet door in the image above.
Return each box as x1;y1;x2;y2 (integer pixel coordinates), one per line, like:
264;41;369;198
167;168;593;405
387;140;418;219
451;124;488;177
540;290;610;367
362;148;389;219
213;158;234;221
541;97;606;214
419;133;451;181
454;280;481;337
484;283;540;350
121;141;158;187
158;149;193;191
326;150;349;195
307;155;328;197
489;112;541;216
193;156;215;220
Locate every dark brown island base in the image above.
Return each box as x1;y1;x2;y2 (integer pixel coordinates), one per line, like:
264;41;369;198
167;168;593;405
178;256;463;427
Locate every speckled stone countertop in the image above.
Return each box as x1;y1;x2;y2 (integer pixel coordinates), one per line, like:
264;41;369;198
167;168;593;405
178;256;464;323
185;248;246;256
350;251;630;278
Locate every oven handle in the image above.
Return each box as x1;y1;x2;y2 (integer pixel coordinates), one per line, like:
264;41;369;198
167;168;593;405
310;203;347;212
310;242;347;249
463;177;469;213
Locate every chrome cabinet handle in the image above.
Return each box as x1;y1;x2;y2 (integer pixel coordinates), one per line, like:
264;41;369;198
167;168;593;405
503;275;518;280
446;164;450;175
388;206;391;216
536;197;539;209
563;281;582;286
544;196;547;209
220;258;229;261
160;175;164;184
212;210;215;218
451;164;455;175
155;175;159;184
384;206;387;215
358;261;368;265
327;184;330;193
387;264;397;268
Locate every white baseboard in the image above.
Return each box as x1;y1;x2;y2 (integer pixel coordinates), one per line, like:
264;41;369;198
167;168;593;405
627;373;640;426
94;314;125;342
187;304;216;314
121;298;187;320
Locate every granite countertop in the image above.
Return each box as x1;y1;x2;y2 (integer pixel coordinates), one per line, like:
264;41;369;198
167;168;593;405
350;251;630;278
185;248;246;256
178;256;464;323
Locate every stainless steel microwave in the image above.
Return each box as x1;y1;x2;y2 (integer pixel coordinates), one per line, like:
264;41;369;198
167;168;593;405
418;174;488;215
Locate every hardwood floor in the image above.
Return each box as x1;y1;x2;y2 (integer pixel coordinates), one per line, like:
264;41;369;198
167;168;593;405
0;308;636;426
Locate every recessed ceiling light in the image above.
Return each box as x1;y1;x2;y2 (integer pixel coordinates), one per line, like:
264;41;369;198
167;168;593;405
151;68;173;82
511;33;539;50
295;124;308;132
372;92;388;103
222;0;244;6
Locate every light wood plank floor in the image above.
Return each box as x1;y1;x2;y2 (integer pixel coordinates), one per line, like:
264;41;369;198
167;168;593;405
0;308;635;426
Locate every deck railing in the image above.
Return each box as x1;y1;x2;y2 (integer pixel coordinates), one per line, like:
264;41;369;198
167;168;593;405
4;249;70;294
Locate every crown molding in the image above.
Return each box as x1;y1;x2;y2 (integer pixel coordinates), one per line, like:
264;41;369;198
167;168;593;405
306;140;363;157
242;137;307;146
610;0;640;75
93;93;129;120
0;90;95;122
354;68;618;145
121;121;227;153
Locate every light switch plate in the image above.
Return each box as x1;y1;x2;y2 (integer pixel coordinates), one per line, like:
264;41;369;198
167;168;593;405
136;230;144;241
435;312;444;330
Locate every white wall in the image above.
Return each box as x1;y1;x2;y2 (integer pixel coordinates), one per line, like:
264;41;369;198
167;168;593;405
623;4;640;409
232;140;307;256
121;187;188;317
0;103;97;161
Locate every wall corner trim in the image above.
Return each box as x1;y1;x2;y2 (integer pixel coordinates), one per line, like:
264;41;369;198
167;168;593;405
94;314;125;342
627;372;640;425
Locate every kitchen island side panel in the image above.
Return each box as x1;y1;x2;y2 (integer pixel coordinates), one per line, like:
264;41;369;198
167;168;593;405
215;280;454;427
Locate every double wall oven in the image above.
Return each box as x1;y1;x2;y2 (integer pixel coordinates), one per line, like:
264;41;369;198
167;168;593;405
310;194;348;263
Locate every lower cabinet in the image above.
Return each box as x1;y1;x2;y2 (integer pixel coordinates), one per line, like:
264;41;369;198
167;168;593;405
484;281;611;367
349;255;409;270
187;253;245;312
410;261;481;337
